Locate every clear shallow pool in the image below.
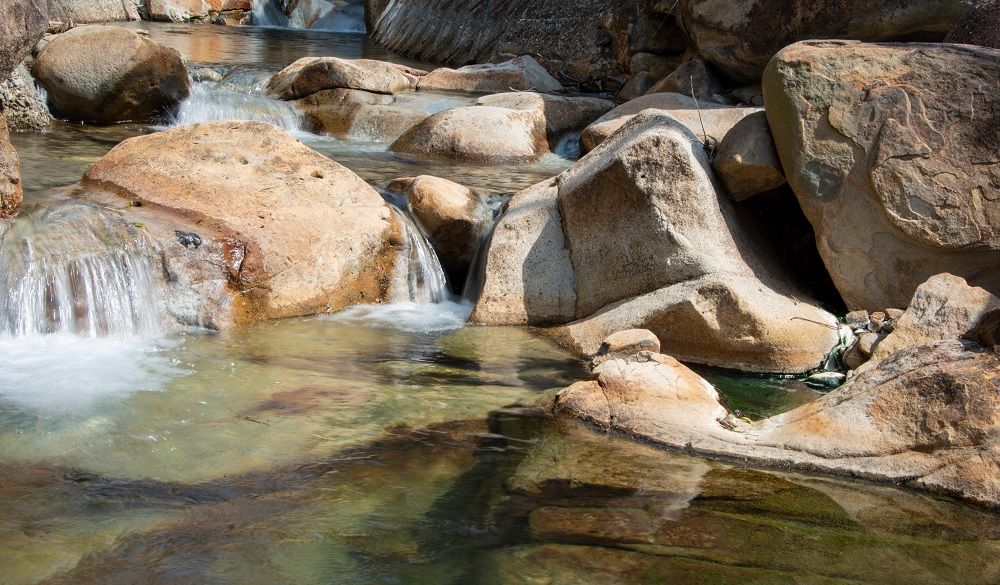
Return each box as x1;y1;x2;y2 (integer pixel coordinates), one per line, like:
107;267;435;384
2;21;999;585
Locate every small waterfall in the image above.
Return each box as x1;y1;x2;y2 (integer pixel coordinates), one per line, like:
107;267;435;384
252;0;366;32
386;205;450;305
171;82;304;132
0;201;163;338
461;195;507;301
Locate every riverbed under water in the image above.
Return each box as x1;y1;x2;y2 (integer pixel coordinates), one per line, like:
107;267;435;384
3;22;999;585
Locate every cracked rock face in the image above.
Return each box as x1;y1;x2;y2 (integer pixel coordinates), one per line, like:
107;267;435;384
763;41;1000;311
79;121;402;328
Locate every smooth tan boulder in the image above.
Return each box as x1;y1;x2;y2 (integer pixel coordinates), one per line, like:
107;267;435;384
679;0;976;83
80;121;403;329
388;175;490;285
296;89;445;143
476;92;613;142
868;273;1000;363
711;111;786;201
0;115;22;219
418;56;563;94
266;57;416;100
580;92;759;153
474;110;840;373
764;41;1000;310
33;26;190;124
390;105;548;164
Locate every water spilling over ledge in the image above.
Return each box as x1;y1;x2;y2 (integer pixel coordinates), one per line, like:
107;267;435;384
0;201;163;338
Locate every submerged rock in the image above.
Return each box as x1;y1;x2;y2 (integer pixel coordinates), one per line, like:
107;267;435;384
33;25;190;124
418;56;564;94
678;0;977;83
390;105;549;164
0;114;23;218
388;175;490;287
266;57;417;100
580;92;759;153
80;121;403;328
474;110;840;373
764;41;1000;310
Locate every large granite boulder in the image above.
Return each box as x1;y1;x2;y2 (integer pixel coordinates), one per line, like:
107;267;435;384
266;57;417;100
474;110;840;373
477;92;613;143
1;0;48;83
418;57;563;94
763;41;1000;310
678;0;977;83
390;105;549;164
79;121;404;329
580;92;759;153
946;0;1000;48
33;25;190;124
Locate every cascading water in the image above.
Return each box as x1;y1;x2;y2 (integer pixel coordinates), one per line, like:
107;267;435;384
171;82;304;132
0;201;163;338
462;195;507;301
251;0;366;32
388;206;450;305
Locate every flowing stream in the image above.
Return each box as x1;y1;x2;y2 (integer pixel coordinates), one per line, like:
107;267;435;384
1;20;998;585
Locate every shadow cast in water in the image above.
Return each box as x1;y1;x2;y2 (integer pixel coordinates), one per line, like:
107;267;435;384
13;409;1000;585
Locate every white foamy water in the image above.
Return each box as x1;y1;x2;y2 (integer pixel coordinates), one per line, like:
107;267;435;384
0;334;183;414
328;300;472;333
172;82;304;131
